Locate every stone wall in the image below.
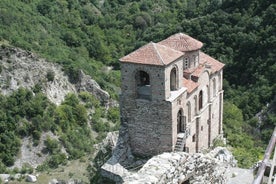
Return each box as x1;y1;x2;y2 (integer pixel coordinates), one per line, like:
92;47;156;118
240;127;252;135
120;62;175;156
102;144;236;184
120;49;224;156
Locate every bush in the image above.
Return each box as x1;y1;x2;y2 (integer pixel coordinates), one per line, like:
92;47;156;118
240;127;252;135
107;107;119;123
46;70;55;82
32;83;42;93
36;163;49;172
44;137;59;154
212;137;225;148
78;92;100;108
48;153;67;168
93;119;110;132
20;163;33;174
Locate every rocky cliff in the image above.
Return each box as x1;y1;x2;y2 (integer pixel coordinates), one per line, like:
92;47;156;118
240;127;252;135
101;123;238;184
0;45;113;106
0;45;117;171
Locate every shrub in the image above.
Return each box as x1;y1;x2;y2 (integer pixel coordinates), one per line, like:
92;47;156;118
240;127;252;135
32;83;42;93
107;107;119;123
36;163;49;172
48;153;67;168
44;137;59;154
46;70;55;82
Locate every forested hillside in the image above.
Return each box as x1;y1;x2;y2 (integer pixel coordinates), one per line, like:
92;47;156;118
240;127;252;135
0;0;275;170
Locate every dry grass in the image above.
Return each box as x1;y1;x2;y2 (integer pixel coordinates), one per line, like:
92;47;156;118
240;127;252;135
8;158;90;184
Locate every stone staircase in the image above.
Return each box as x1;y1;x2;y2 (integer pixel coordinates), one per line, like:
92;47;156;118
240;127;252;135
174;133;186;152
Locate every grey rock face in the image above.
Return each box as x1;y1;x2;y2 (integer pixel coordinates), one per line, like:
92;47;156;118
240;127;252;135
0;46;115;107
101;125;236;184
0;46;76;105
75;70;111;105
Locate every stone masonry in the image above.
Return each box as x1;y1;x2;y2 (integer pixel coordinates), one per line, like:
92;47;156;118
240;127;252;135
101;33;226;183
119;33;225;156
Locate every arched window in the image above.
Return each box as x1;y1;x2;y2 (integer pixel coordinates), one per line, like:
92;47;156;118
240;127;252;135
137;71;150;86
199;90;203;110
170;67;177;91
187;102;191;122
213;78;216;97
136;71;151;100
184;57;189;69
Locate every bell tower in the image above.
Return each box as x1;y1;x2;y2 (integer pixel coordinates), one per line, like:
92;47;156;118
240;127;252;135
120;42;184;156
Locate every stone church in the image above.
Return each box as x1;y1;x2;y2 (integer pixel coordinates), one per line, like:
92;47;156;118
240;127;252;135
119;33;224;156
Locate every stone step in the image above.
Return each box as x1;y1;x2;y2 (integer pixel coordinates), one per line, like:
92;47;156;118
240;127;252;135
175;133;187;152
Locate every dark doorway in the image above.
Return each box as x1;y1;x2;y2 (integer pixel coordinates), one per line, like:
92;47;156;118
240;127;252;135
177;109;185;133
196;118;199;152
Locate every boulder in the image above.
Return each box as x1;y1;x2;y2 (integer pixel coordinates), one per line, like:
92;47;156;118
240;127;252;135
49;178;58;184
0;174;10;183
26;174;37;182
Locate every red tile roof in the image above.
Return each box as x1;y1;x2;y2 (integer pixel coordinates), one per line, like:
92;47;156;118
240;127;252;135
183;52;224;94
120;33;225;95
191;63;205;77
119;42;183;66
183;78;199;93
158;33;203;52
199;51;225;73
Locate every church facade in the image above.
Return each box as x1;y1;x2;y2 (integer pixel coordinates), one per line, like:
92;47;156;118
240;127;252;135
119;33;224;156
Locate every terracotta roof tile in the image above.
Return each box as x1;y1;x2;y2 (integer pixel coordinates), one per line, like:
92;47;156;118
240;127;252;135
183;78;199;93
199;51;225;73
120;42;183;66
158;33;203;52
191;63;205;77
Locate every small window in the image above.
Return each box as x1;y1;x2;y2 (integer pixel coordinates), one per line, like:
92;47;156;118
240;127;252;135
184;57;189;69
199;90;203;110
192;134;196;142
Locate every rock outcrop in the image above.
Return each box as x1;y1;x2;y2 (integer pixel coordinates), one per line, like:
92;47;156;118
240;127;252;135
75;70;112;106
0;46;76;105
0;45;117;171
0;45;115;107
101;123;237;184
102;147;236;184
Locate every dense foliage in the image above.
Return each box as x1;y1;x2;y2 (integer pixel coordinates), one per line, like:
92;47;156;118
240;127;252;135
0;0;275;168
0;88;119;171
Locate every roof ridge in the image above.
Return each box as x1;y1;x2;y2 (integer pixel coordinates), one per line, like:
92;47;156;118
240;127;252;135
152;42;165;65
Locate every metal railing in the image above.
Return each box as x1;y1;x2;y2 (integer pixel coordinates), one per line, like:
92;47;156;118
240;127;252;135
252;127;276;184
